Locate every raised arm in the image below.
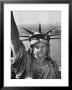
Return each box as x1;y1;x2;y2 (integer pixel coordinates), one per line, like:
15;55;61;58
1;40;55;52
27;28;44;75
11;11;27;78
11;11;24;56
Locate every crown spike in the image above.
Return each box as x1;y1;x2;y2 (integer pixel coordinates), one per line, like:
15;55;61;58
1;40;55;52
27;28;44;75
19;35;29;37
22;27;34;35
50;34;61;37
45;27;56;35
39;23;41;33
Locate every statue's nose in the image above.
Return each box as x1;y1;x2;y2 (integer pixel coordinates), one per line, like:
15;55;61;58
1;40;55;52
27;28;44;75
38;47;42;53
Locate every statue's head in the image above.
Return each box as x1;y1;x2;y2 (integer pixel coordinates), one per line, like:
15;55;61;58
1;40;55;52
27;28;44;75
22;24;57;59
29;32;50;59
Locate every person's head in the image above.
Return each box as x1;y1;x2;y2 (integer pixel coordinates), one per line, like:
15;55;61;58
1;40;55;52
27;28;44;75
33;41;50;58
30;39;50;59
29;32;50;59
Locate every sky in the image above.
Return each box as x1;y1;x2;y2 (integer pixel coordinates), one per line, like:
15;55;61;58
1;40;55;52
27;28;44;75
13;11;61;25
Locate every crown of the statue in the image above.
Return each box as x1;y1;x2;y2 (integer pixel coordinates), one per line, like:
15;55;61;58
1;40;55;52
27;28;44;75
29;32;50;41
29;32;50;45
21;23;59;45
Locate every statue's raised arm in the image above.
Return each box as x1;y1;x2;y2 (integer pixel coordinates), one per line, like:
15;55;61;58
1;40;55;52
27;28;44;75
11;11;25;56
11;11;28;79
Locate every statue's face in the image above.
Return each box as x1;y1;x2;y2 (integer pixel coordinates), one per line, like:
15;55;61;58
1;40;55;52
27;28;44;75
33;42;49;58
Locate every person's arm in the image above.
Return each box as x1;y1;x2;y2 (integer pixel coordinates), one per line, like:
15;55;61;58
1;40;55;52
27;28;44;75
11;11;27;78
11;11;25;56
